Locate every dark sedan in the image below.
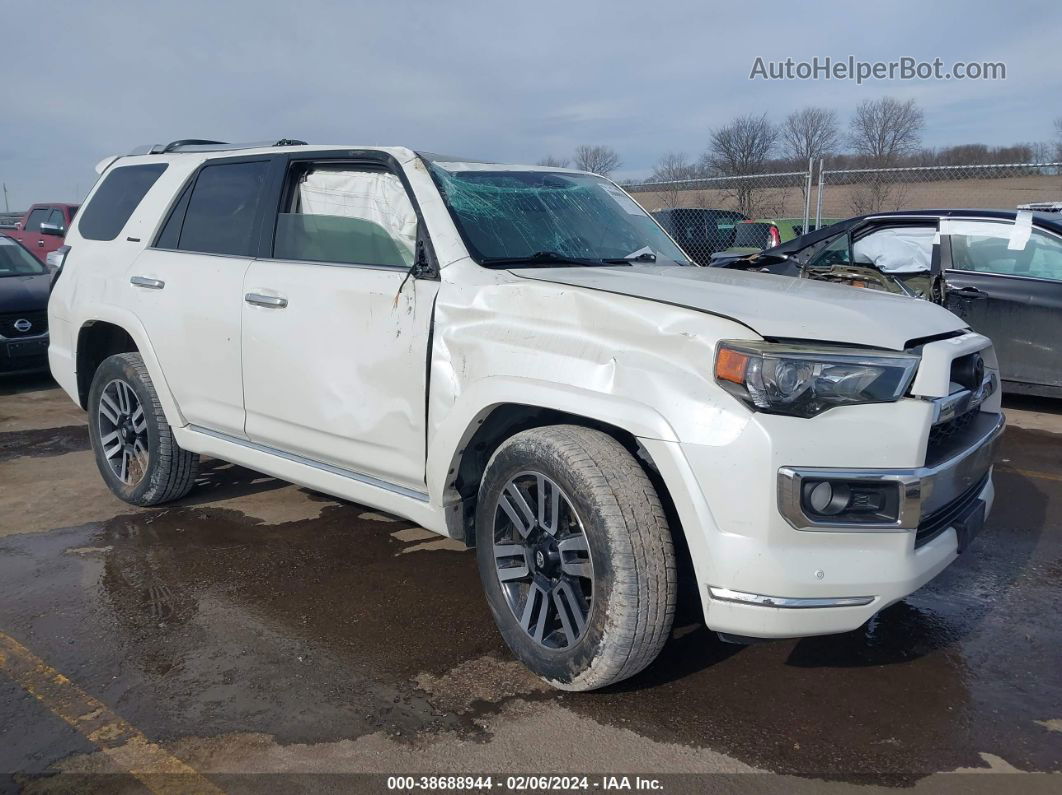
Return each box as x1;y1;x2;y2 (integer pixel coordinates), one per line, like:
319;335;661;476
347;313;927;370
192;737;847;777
0;236;51;375
714;209;1062;397
651;208;747;265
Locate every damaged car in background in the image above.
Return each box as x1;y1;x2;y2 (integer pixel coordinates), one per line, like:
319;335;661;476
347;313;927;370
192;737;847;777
710;211;949;303
711;208;1062;396
50;142;1003;691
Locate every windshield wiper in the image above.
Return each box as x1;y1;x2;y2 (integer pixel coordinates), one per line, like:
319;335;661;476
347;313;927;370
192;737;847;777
601;251;657;264
480;251;630;268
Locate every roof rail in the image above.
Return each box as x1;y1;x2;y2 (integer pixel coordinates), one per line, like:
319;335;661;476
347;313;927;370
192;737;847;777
128;138;308;156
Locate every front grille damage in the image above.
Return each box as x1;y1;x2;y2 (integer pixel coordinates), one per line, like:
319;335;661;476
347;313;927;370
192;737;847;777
915;472;989;548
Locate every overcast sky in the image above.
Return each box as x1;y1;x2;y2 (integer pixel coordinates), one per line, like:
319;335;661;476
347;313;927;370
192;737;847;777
2;0;1060;208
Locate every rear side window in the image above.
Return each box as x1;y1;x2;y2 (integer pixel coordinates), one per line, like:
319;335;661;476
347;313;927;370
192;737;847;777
176;161;269;257
78;164;168;241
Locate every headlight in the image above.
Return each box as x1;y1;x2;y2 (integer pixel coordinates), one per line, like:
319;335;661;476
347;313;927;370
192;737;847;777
714;340;919;417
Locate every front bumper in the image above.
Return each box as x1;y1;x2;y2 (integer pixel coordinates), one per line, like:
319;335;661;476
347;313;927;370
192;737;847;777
641;399;1003;640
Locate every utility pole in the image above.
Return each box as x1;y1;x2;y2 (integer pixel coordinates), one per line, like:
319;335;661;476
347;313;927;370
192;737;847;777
2;183;8;213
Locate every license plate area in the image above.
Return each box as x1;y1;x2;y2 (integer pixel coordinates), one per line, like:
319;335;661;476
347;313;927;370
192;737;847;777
955;499;986;554
5;338;48;358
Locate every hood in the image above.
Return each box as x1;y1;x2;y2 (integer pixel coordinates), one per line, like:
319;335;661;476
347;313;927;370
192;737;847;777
511;265;964;351
0;272;51;314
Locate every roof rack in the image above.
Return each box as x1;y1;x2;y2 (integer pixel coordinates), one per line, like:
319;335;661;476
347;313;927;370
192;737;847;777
128;138;308;155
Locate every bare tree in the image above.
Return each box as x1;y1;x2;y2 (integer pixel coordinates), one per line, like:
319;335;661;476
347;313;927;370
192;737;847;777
702;113;778;176
1055;117;1062;160
649;152;700;208
573;145;622;177
537;155;571;168
847;97;924;213
781;106;839;166
848;97;924;166
700;113;778;215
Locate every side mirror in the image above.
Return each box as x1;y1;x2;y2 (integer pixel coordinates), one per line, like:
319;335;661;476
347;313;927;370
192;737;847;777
40;222;63;237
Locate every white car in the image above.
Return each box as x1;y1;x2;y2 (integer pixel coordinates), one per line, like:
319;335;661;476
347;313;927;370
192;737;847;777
48;140;1003;690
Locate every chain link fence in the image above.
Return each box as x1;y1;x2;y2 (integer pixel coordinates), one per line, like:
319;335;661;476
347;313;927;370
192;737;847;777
625;161;1062;265
625;167;813;265
816;161;1062;225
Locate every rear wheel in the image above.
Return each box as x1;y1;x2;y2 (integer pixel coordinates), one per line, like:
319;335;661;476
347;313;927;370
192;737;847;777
476;425;676;691
87;353;199;506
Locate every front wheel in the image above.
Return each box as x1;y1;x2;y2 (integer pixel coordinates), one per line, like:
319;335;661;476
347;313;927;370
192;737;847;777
87;352;199;506
475;425;676;691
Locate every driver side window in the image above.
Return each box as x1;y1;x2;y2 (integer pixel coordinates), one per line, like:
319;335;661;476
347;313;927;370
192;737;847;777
948;220;1062;282
273;164;417;269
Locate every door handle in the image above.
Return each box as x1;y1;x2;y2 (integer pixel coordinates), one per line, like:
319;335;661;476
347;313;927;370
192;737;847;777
130;276;165;290
245;292;288;308
37;240;45;247
951;286;987;300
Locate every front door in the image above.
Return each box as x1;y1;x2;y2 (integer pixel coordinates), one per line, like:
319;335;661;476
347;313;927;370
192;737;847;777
944;218;1062;390
241;157;437;492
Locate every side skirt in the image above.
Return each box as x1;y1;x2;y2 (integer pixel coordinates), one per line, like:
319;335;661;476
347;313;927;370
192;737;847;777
174;424;449;536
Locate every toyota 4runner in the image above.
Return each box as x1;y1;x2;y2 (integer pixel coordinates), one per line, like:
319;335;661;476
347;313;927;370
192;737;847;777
48;140;1003;690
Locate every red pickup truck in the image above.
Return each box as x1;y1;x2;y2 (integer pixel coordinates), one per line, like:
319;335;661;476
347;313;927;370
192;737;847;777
1;203;79;263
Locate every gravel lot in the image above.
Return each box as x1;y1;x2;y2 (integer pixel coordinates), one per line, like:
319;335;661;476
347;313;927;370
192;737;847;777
1;375;1060;792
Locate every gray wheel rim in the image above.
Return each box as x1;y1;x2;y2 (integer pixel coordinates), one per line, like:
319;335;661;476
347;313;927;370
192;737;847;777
492;471;595;650
97;378;149;487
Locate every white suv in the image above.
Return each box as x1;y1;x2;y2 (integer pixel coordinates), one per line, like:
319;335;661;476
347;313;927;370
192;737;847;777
48;140;1003;690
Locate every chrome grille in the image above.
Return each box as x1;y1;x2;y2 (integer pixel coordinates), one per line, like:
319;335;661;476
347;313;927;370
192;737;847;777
0;311;48;338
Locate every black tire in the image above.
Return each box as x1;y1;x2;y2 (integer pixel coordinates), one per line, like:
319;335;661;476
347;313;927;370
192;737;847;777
475;425;676;691
87;352;199;506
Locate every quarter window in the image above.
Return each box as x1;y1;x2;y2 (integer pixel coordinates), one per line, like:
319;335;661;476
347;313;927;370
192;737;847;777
947;220;1062;282
273;165;417;268
77;164;168;241
177;161;269;257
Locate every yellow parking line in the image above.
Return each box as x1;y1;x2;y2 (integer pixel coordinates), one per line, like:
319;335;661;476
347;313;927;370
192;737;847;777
997;466;1062;484
0;631;222;794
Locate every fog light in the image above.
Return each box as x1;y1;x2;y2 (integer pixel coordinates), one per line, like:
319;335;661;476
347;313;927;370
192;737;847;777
807;481;849;515
800;479;898;523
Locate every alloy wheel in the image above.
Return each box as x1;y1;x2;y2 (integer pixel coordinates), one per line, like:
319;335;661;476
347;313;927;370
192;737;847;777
492;471;595;649
97;379;149;486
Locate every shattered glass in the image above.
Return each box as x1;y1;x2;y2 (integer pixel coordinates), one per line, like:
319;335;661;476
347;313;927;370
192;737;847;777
429;165;690;266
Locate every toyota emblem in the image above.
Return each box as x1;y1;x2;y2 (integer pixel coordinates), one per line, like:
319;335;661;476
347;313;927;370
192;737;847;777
13;318;32;333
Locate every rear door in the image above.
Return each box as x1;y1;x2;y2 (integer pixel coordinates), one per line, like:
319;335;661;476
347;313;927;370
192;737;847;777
127;156;273;436
240;154;438;492
944;218;1062;390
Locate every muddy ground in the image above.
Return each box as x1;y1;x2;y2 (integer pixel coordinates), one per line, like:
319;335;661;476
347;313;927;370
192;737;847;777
0;375;1059;792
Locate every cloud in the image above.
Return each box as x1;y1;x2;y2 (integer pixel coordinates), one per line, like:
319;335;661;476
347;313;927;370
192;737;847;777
0;0;1057;204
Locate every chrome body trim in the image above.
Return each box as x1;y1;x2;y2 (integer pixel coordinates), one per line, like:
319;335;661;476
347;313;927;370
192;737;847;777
244;292;288;308
928;373;997;426
778;412;1004;532
708;587;875;609
186;424;430;502
130;276;165;290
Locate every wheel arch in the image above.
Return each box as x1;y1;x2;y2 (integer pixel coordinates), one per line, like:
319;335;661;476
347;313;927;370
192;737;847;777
440;398;699;624
434;386;683;547
74;309;185;427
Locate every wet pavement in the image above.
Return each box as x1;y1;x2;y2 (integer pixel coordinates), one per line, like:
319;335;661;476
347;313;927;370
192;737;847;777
0;375;1060;790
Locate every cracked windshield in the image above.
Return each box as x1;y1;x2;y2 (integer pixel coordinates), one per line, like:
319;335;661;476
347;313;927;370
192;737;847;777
429;163;691;266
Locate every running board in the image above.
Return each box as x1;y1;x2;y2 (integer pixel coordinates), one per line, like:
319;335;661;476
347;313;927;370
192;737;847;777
186;425;429;503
